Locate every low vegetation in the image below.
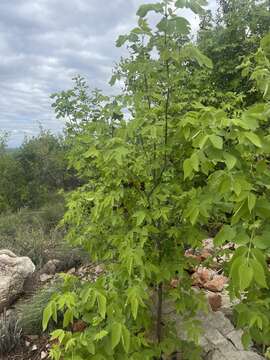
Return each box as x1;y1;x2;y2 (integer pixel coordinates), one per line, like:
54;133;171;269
0;310;22;356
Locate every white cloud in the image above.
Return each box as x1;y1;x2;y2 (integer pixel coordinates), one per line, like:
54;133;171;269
0;0;216;147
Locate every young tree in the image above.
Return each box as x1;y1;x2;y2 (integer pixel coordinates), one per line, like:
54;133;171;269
44;1;270;359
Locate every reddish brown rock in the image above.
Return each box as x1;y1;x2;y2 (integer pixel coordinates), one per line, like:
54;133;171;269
208;293;222;311
192;266;216;287
200;250;212;261
204;275;228;292
191;272;204;287
72;320;88;333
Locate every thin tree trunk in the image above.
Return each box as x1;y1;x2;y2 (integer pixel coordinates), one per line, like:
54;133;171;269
157;282;163;342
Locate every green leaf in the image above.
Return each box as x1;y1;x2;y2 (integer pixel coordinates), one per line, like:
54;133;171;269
189;0;207;14
190;208;199;225
136;3;163;17
238;263;254;291
242;331;252;349
183;158;193;179
116;35;128;47
235;230;249;245
199;134;209;149
42;302;53;331
248;193;256;212
130;295;139;320
51;301;57;323
214;225;236;246
51;329;65;344
175;0;207;15
63;309;73;328
194;49;212;68
190;153;199;171
251;248;267;269
223;152;237;170
209;134;223;149
133;210;146;226
88;342;95;355
250;258;268;288
172;17;191;35
97;293;107;319
244;132;262;147
94;330;108;341
255;198;270;218
253;232;270;249
157;17;190;35
230;255;243;282
121;326;131;353
181;45;212;68
175;0;186;7
111;322;122;349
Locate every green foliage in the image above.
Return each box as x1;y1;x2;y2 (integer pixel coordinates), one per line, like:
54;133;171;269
0;129;79;213
197;0;270;106
42;1;270;359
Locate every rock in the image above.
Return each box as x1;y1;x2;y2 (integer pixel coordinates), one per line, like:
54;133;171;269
40;273;54;282
208;293;222;312
168;301;264;360
198;267;215;282
204;275;228;292
198;311;264;360
72;320;87;333
40;259;61;275
67;267;76;274
202;238;215;253
200;250;212;261
191;267;217;288
41;350;48;359
94;265;104;275
27;335;39;341
0;249;35;311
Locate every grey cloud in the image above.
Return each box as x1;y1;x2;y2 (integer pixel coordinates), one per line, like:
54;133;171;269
0;0;214;147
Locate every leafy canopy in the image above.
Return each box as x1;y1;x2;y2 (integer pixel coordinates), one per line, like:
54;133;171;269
43;0;270;359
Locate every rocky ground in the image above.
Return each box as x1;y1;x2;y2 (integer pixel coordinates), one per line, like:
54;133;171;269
0;240;266;360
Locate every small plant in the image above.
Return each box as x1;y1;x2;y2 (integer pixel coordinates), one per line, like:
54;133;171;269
17;282;62;335
0;309;22;355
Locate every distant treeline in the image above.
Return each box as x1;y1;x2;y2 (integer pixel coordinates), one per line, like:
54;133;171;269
0;130;79;213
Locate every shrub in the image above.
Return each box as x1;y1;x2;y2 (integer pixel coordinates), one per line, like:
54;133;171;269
0;310;22;356
0;199;65;267
17;282;62;335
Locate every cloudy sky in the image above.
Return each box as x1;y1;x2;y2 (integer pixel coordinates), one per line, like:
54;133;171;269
0;0;214;147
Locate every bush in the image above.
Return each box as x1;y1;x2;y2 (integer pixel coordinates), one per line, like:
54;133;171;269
0;310;22;356
0;199;65;267
17;282;62;335
0;197;88;269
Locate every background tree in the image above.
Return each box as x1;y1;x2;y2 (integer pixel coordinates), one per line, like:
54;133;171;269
197;0;270;106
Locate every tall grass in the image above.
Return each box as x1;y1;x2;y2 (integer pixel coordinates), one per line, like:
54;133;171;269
0;199;65;267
